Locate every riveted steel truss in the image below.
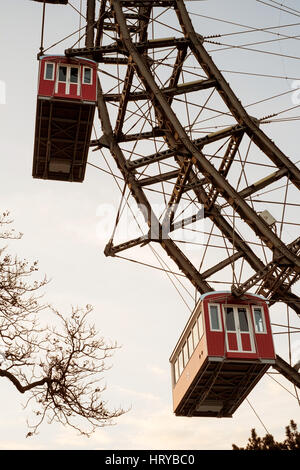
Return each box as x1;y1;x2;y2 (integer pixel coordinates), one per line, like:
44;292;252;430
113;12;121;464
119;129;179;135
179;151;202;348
67;0;300;320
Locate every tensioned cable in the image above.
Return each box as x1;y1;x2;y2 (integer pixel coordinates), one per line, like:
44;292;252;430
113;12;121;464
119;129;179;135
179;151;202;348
271;323;300;330
80;3;300;414
260;103;300;121
206;38;300;61
68;0;86;21
212;22;300;41
149;246;195;305
256;0;300;19
264;116;300;122
269;0;300;16
221;69;300;81
246;398;270;434
187;10;300;36
93;128;196;308
206;33;300;53
87;161;124;182
42;24;86;54
266;372;299;399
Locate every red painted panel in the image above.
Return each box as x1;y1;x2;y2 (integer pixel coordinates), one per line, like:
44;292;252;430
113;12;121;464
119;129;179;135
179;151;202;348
200;292;276;360
251;303;276;359
69;83;79;99
227;332;238;351
254;334;275;359
207;332;225;356
56;82;66;97
38;56;97;102
38;61;56;97
241;333;252;351
202;299;225;357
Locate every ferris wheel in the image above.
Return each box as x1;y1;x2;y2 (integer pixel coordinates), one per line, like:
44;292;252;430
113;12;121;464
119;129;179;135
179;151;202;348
31;0;300;420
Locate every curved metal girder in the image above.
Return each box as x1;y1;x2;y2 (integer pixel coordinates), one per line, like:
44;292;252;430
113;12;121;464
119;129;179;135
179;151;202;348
110;0;300;272
77;0;300;319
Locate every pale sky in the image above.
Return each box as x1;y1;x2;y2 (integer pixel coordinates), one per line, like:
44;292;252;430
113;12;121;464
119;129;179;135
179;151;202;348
0;0;299;450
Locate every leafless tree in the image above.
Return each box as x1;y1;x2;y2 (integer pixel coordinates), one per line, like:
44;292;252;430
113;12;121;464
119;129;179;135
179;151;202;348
0;211;125;436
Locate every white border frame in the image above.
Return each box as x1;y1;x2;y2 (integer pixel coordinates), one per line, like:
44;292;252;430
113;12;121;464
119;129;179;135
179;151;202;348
55;64;81;96
208;303;222;332
57;64;68;83
252;305;267;334
44;62;55;81
69;65;80;85
198;312;204;339
82;66;93;85
222;304;256;353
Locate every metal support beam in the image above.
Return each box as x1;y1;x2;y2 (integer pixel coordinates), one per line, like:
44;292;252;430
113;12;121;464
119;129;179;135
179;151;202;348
103;78;217;102
273;355;300;389
139;170;179;187
85;0;95;49
96;76;212;294
175;0;300;193
125;125;244;170
202;252;243;280
111;1;300;270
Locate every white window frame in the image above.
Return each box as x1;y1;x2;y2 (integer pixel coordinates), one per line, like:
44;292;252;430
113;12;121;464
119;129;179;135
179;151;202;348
174;359;179;384
198;312;204;339
223;305;237;333
208;303;222;332
252;305;267;334
222;304;256;353
178;350;184;376
58;64;68;83
187;332;194;359
44;62;55;81
192;320;199;347
69;65;80;85
82;66;93;85
183;341;189;367
55;64;81;96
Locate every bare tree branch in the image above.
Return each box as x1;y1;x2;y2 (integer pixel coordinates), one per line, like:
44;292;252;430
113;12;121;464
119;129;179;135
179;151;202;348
0;213;125;436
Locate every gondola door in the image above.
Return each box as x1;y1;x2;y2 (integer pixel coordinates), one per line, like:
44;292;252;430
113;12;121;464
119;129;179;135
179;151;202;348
223;305;256;354
55;64;81;98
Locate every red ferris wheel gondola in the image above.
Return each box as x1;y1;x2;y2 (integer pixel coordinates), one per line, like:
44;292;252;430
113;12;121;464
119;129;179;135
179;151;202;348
169;291;276;418
32;55;97;182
